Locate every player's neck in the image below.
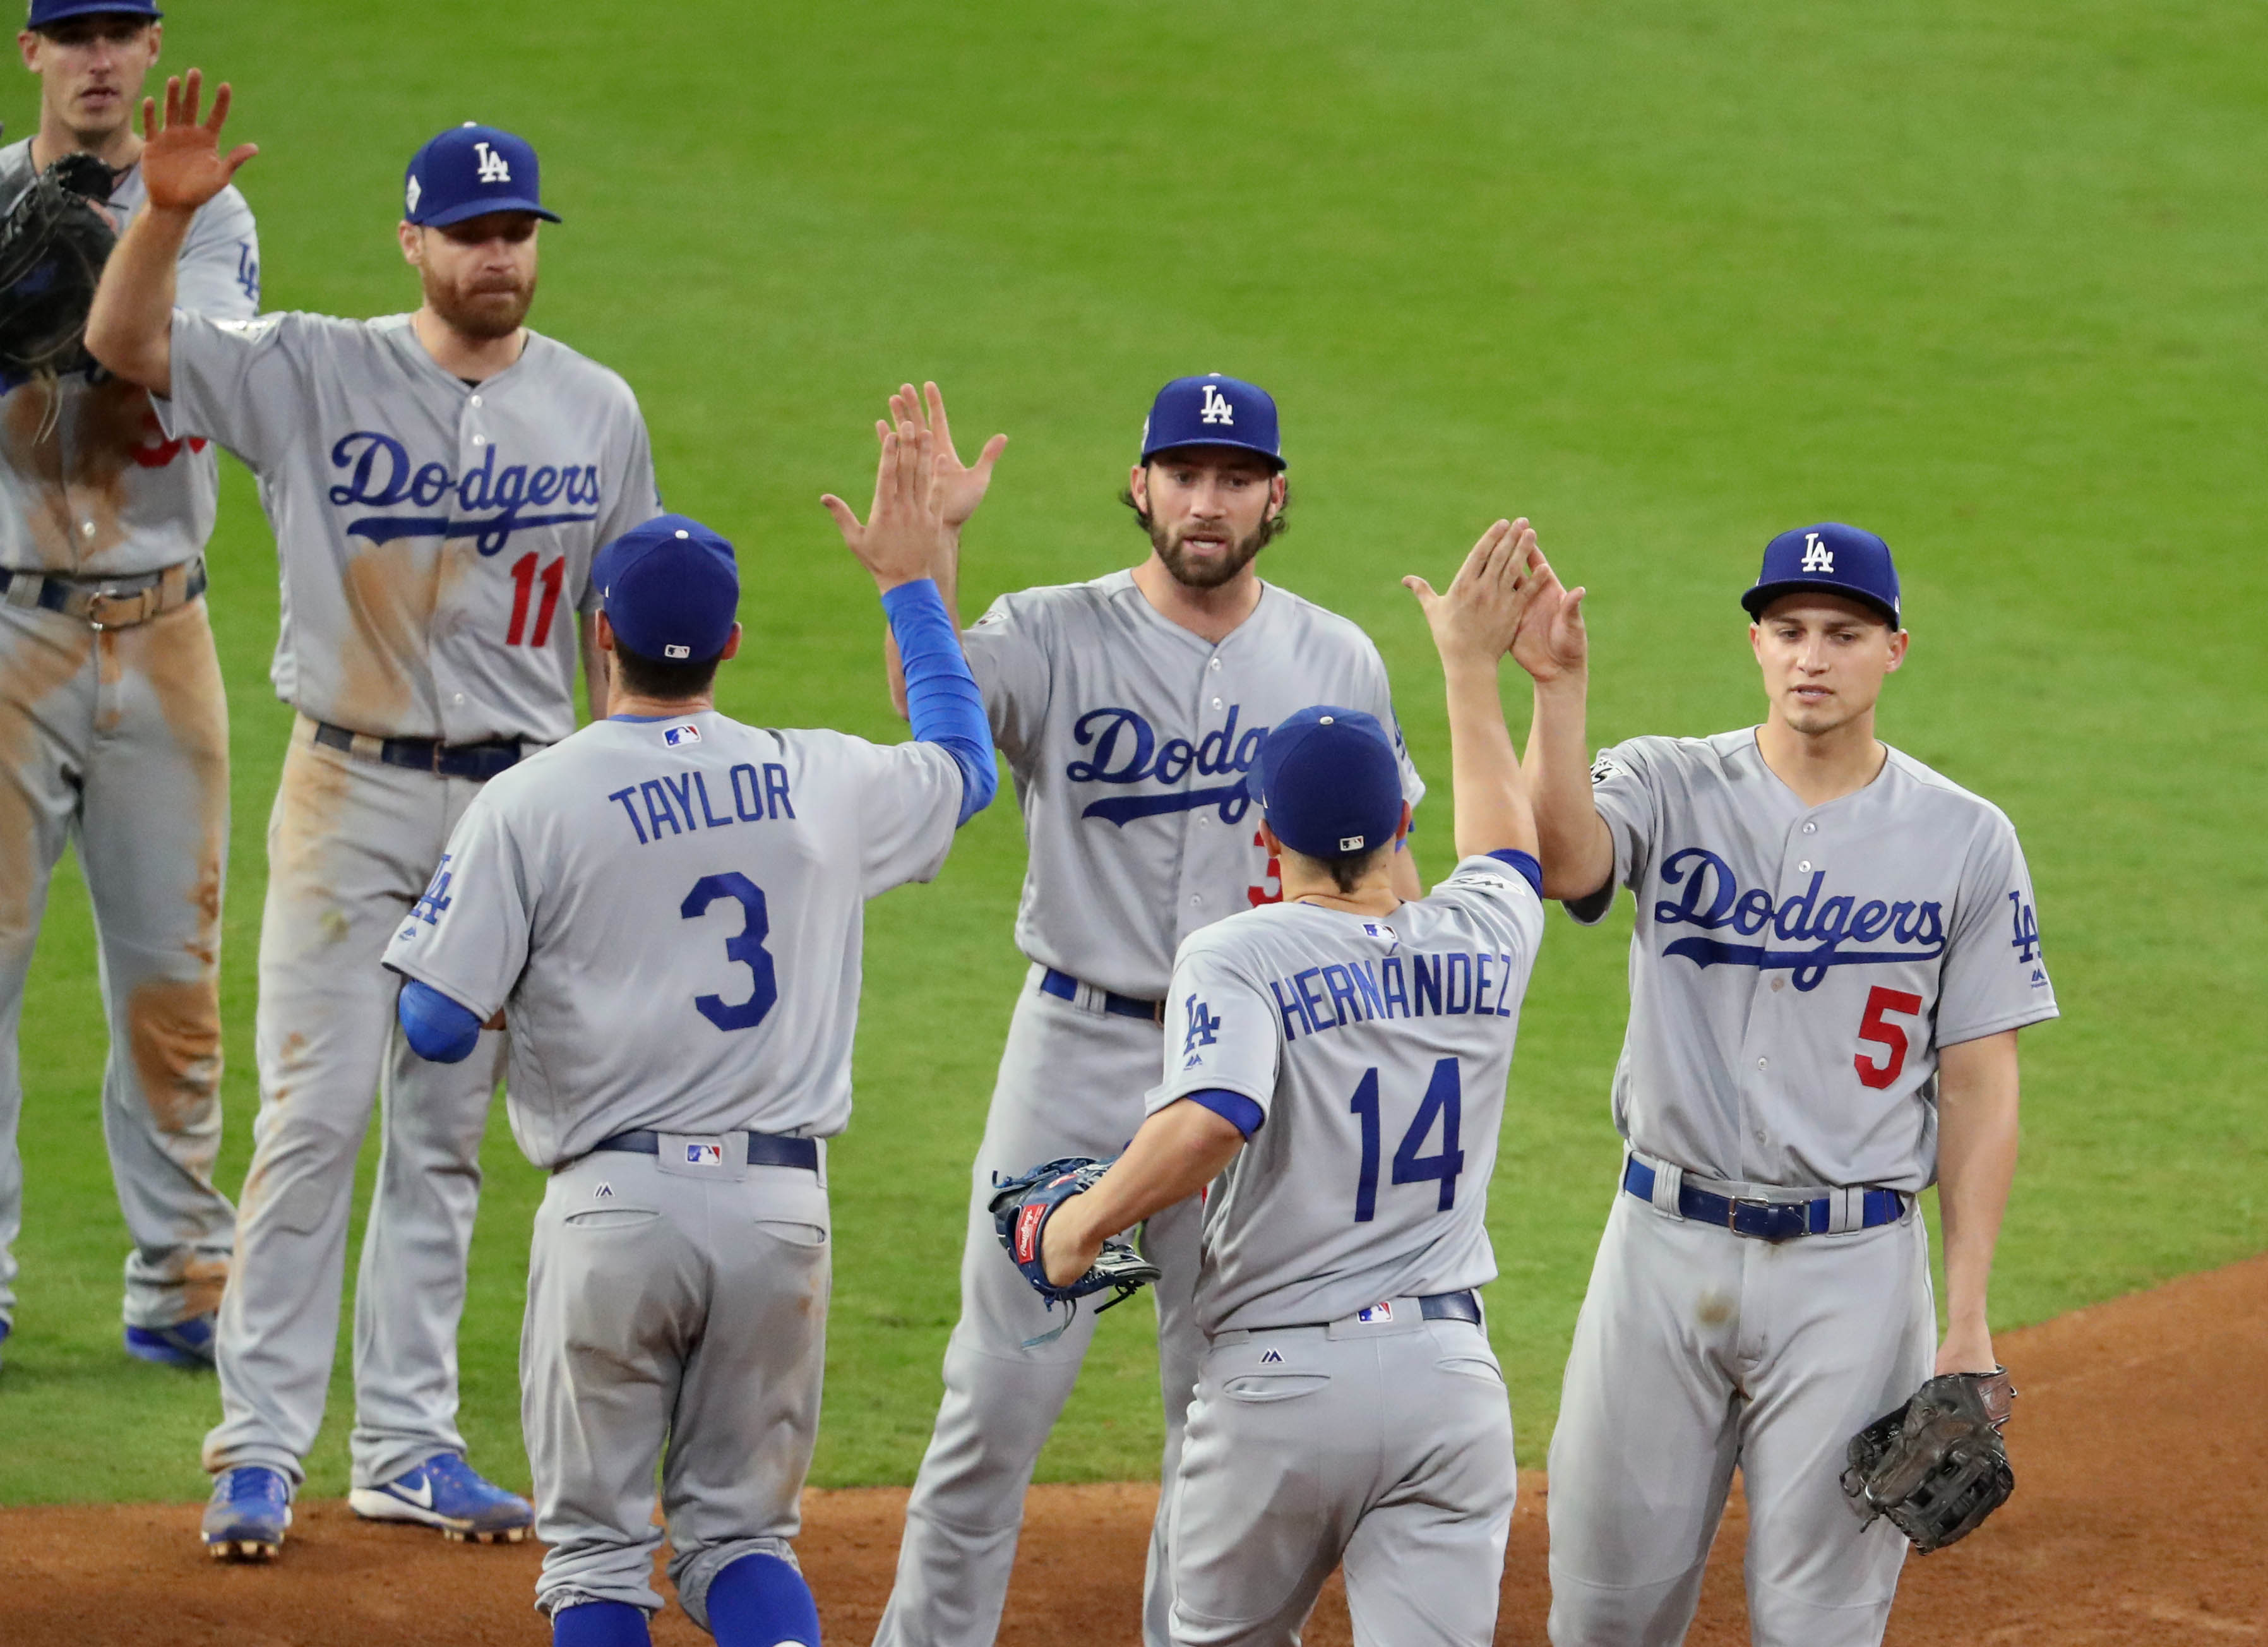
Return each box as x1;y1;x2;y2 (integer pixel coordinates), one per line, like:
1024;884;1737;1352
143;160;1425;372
1281;863;1402;917
1755;711;1887;808
410;308;527;384
609;690;715;722
1130;556;1263;645
30;111;141;174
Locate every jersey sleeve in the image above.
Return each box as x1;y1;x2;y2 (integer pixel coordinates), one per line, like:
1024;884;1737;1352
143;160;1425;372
1147;933;1282;1122
847;734;965;897
173;186;260;322
1355;640;1428;812
588;392;664;609
1563;738;1658;926
1428;853;1550;976
156;309;306;471
381;792;537;1021
958;590;1053;769
1935;811;2058;1045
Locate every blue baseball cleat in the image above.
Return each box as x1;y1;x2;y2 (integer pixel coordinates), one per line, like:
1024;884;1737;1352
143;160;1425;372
349;1452;533;1544
0;1316;11;1370
203;1465;293;1560
126;1312;217;1367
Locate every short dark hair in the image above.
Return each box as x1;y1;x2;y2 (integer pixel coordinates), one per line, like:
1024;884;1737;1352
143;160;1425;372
611;637;720;701
1119;464;1291;546
1279;839;1390;895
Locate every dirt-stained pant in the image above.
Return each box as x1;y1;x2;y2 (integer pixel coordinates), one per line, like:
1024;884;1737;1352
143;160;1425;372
877;968;1202;1647
0;596;232;1333
1169;1310;1517;1647
1546;1184;1934;1647
203;716;504;1489
527;1142;831;1628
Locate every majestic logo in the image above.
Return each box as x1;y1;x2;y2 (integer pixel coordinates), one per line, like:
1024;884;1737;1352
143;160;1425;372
1652;847;1944;991
405;174;422;215
1800;530;1834;574
474;141;513;184
1200;383;1234;425
595;1182;613;1199
684;1141;724;1167
664;723;701;746
1259;1348;1284;1365
410;854;454;926
1182;993;1221;1058
1067;705;1265;825
327;432;604;555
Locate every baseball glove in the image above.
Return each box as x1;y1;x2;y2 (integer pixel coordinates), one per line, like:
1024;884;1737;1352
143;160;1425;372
0;150;120;391
989;1156;1162;1342
1840;1368;2016;1554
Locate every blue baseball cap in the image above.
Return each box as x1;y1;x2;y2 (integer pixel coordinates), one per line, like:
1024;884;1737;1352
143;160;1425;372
594;515;739;664
27;0;160;25
403;123;559;229
1253;707;1402;860
1742;522;1902;627
1138;373;1285;471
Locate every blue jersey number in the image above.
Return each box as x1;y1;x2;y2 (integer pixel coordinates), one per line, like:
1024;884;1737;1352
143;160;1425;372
681;871;779;1032
1349;1057;1465;1223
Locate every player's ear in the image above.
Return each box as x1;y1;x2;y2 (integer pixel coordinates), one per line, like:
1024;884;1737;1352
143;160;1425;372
717;623;743;662
1267;472;1286;519
397;222;424;268
18;28;44;72
1884;628;1909;673
1127;464;1150;513
593;610;618;653
1256;818;1282;856
1393;801;1411;846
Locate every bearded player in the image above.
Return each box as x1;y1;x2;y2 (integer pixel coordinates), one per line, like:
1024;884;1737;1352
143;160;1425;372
850;378;1425;1647
1514;526;2055;1645
88;76;660;1556
1;0;258;1374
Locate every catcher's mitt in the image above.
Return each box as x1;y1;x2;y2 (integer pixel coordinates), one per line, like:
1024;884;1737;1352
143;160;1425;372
0;150;120;390
1840;1368;2015;1554
989;1156;1162;1343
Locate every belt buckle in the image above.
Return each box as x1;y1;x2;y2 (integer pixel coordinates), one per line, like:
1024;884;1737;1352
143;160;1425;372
1728;1195;1797;1242
85;586;152;630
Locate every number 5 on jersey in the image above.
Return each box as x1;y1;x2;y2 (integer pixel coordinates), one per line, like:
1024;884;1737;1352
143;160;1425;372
1855;985;1924;1089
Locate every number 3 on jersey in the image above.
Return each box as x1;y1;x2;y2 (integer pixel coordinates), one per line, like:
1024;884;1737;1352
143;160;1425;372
1349;1057;1465;1223
681;871;779;1031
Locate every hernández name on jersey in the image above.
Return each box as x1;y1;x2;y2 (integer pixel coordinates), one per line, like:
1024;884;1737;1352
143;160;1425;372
328;430;607;556
1067;704;1269;826
1649;848;1949;991
1247;921;1525;1050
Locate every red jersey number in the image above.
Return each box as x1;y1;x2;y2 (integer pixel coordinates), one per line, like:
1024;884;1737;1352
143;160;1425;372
1248;827;1281;907
1854;986;1924;1090
506;553;566;647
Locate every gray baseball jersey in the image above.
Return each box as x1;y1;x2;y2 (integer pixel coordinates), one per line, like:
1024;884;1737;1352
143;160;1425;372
1570;729;2058;1193
157;309;659;743
0;140;258;576
964;571;1424;1001
1148;854;1546;1336
381;709;963;1167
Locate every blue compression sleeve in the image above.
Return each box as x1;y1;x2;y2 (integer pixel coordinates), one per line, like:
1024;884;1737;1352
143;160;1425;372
882;577;997;826
1486;848;1545;898
1184;1087;1265;1139
398;979;483;1064
552;1600;653;1647
705;1552;820;1647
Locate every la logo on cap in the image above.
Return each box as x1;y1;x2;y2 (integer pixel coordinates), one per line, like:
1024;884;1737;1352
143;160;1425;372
474;141;511;184
1200;383;1234;425
1801;530;1834;573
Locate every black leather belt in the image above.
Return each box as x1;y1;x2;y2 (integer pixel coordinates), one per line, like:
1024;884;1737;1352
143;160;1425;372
0;557;207;629
1416;1290;1483;1324
1040;967;1164;1023
588;1130;818;1171
312;720;526;782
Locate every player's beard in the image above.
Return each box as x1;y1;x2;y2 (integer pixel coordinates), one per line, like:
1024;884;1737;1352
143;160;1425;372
1149;517;1271;590
424;266;538;340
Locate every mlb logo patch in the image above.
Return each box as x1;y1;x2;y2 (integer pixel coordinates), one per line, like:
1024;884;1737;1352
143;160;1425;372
664;723;701;746
684;1142;724;1167
1356;1302;1394;1325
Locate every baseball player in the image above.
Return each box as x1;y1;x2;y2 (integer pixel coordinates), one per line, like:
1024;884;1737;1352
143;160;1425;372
1017;519;1550;1647
865;378;1428;1647
85;76;660;1556
1512;524;2056;1646
383;433;996;1647
0;0;257;1374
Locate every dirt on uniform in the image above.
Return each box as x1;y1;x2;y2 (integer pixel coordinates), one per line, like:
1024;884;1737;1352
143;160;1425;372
2;1255;2261;1646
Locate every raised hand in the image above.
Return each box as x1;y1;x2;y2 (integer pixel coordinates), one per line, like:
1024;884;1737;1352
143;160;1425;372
822;417;947;592
883;381;1006;530
138;70;258;214
1403;517;1543;669
1508;543;1590;684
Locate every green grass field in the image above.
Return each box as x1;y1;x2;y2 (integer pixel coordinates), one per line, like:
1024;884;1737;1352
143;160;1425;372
2;0;2262;1506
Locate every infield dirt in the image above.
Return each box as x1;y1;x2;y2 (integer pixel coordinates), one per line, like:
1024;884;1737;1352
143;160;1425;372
4;1254;2260;1646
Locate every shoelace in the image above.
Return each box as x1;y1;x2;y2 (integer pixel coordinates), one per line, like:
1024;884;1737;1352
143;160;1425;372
225;1469;288;1505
